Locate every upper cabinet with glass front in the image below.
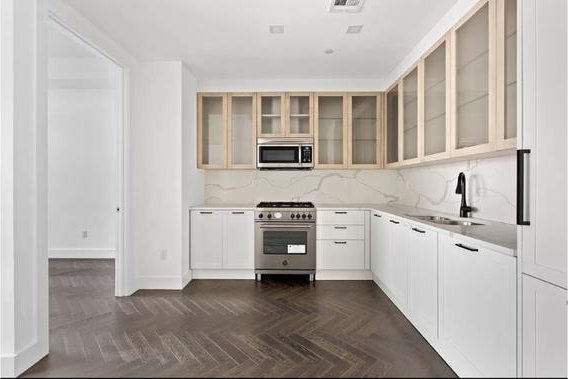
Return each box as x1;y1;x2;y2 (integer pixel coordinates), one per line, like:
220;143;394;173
287;93;313;137
228;93;256;169
257;92;313;138
385;84;400;167
198;93;227;169
421;36;451;161
496;0;517;149
315;93;348;168
451;0;496;156
257;93;285;137
402;67;420;164
348;93;381;168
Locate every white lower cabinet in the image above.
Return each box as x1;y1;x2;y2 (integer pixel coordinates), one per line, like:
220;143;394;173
438;234;516;377
407;224;438;344
522;274;567;378
190;210;254;270
190;211;224;269
318;240;365;270
386;217;409;311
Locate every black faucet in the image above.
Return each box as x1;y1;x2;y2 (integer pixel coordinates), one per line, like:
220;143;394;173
455;172;472;218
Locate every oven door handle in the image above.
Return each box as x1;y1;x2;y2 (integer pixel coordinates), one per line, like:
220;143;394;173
259;224;313;229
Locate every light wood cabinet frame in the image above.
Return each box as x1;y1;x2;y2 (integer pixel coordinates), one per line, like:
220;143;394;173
256;92;286;138
286;92;314;137
347;92;383;168
495;0;517;150
384;82;401;168
449;0;497;158
420;34;452;162
400;65;422;166
197;92;227;169
227;93;257;169
314;92;349;169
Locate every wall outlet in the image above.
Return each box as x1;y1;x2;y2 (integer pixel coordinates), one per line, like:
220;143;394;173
81;230;88;239
160;249;167;260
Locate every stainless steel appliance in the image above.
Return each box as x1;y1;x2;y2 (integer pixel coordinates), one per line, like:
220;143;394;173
257;138;313;169
254;201;316;280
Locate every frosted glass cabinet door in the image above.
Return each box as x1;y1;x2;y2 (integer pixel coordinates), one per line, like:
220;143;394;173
423;39;450;159
349;94;379;167
452;0;495;155
228;94;256;168
402;68;419;162
198;93;227;168
315;94;347;167
257;93;285;136
385;85;400;166
287;93;312;136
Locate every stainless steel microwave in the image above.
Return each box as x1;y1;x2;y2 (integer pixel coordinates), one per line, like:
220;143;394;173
257;138;314;169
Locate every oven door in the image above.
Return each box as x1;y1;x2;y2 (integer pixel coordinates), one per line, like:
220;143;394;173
255;222;316;270
257;145;301;168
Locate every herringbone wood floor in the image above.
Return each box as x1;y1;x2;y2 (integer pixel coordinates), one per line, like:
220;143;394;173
22;259;455;378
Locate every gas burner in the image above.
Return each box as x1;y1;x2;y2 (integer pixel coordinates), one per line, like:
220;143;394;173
256;201;315;208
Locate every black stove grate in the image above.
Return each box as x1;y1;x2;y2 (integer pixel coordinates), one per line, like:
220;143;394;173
256;201;315;208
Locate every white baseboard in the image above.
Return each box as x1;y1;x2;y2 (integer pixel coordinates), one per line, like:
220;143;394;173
138;275;187;290
182;270;192;288
1;340;48;378
48;248;115;259
191;269;255;280
316;270;372;280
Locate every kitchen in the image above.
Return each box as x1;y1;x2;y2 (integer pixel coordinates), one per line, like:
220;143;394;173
1;0;566;378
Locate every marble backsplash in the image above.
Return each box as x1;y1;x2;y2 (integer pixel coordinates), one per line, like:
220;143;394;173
204;153;517;224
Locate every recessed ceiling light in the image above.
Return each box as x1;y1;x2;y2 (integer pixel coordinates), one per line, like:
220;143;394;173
269;25;284;34
324;49;335;55
346;25;364;34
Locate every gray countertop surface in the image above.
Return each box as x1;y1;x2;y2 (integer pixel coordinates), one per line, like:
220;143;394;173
190;203;517;256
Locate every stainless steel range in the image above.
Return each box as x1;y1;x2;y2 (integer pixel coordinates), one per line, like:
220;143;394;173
254;202;316;281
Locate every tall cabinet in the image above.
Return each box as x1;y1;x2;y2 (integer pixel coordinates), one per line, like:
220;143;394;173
518;0;567;377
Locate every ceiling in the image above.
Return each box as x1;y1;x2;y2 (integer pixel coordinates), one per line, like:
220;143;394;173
64;0;458;80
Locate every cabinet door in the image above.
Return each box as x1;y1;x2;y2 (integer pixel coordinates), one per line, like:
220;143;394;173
348;94;380;167
386;218;408;311
375;214;391;287
319;240;365;270
190;211;224;269
522;274;567;378
224;211;254;269
402;67;420;164
315;93;348;168
228;94;256;168
422;37;451;161
198;93;227;168
385;84;400;167
370;213;382;277
286;93;312;137
451;0;496;156
407;224;438;343
520;0;567;289
257;93;285;137
496;0;517;150
439;235;516;377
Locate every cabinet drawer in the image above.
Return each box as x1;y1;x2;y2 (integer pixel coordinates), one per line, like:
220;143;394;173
317;225;364;240
317;210;365;225
318;240;365;270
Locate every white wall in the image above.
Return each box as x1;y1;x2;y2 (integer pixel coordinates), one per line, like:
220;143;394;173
48;29;119;259
1;0;49;376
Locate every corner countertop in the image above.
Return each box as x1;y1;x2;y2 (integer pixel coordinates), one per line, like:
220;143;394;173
190;202;517;256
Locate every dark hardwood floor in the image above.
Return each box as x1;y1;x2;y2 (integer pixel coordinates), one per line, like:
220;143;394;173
22;259;455;378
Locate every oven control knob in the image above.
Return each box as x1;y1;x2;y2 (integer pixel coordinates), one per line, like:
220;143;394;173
302;214;307;219
296;214;301;219
282;260;288;266
307;214;312;219
274;212;282;219
258;213;263;218
267;213;272;219
290;214;295;219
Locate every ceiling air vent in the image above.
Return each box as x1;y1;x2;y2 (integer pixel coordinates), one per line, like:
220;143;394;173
329;0;365;13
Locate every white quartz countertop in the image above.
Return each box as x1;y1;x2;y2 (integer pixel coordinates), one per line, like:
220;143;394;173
190;203;517;256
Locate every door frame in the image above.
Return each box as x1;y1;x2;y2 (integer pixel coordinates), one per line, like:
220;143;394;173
47;14;130;297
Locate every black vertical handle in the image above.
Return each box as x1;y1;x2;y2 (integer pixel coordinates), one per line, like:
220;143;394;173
517;149;531;226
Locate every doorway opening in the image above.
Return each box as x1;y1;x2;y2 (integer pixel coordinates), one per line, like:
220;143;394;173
47;17;125;297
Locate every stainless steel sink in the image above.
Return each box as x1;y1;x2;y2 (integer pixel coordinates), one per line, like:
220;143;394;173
406;214;485;226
